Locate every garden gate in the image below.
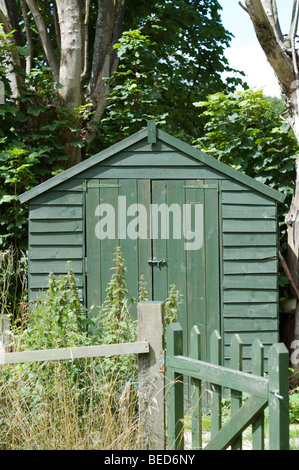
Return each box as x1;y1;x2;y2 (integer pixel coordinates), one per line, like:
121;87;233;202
165;322;290;450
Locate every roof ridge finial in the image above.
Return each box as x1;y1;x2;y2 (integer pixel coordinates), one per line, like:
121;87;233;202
147;120;157;144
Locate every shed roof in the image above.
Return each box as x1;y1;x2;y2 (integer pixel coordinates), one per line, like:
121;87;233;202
19;121;286;204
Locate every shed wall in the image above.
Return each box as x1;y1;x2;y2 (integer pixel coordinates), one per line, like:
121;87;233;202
220;180;278;370
28;180;84;301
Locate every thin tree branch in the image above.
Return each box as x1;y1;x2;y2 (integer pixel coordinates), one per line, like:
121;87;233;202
238;2;249;14
110;2;124;76
87;0;124;95
81;0;90;80
4;0;23;47
0;3;11;35
279;250;299;302
20;0;33;74
53;1;61;52
270;0;283;40
245;0;295;92
25;0;59;82
290;0;299;98
0;1;22;98
286;0;299;41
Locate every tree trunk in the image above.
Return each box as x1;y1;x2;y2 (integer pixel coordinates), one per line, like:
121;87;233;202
286;151;299;357
1;0;125;166
55;0;83;167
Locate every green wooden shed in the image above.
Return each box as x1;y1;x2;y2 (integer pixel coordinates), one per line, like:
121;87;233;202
19;121;285;371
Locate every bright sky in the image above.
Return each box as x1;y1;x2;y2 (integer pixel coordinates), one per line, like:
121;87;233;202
219;0;293;97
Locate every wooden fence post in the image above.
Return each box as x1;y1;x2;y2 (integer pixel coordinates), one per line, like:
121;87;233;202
138;301;165;450
268;343;289;450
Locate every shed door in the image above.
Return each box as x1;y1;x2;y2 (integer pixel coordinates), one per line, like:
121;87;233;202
85;179;220;360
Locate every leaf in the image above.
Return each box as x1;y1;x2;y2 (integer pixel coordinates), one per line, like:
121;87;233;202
0;194;18;204
70;138;84;148
27;105;45;116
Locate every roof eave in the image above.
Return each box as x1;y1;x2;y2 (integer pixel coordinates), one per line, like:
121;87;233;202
157;129;286;204
19;127;148;203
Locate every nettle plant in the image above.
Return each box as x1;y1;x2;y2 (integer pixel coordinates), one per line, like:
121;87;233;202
22;263;91;351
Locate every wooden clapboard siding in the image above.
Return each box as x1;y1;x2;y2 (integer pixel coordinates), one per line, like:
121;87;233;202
29;259;83;274
28;185;84;303
30;205;82;219
221;179;278;371
224;259;277;274
107;150;201;166
29;232;83;245
223;303;278;318
29;219;82;233
30;288;84;302
30;274;84;288
79;165;227;180
223;274;277;289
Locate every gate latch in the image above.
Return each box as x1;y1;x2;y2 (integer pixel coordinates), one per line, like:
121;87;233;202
147;258;167;267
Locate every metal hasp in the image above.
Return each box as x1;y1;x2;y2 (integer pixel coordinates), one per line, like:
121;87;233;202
147;258;167;268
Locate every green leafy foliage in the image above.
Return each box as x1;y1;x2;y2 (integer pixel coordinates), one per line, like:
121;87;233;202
194;89;299;296
0;246;27;319
94;0;245;151
289;386;299;424
98;247;137;343
0;34;82;249
194;89;299;221
96;247;138;379
164;284;182;328
96;30;169;149
22;264;91;351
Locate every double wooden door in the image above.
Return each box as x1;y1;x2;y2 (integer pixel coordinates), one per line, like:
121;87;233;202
85;179;220;360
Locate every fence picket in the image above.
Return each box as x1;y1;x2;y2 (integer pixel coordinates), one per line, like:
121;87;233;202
210;330;222;439
166;322;184;450
268;343;289;450
252;338;264;450
231;334;243;450
190;325;202;450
